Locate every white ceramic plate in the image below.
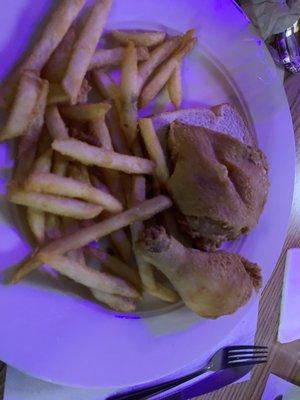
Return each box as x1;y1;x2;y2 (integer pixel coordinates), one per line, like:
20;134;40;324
0;0;295;390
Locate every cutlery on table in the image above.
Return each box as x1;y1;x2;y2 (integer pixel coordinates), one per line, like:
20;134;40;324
108;345;268;400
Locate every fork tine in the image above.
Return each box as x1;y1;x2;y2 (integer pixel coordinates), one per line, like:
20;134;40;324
227;359;267;368
228;349;268;354
228;350;268;357
227;356;268;362
227;345;268;351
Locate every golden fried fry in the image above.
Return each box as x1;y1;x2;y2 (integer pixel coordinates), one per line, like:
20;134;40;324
42;27;77;83
37;252;139;298
47;84;69;106
62;0;112;104
52;153;68;176
8;190;103;220
26;172;122;212
87;247;141;289
167;63;182;109
90;117;112;149
52;138;154;174
88;46;149;70
109;229;132;264
91;289;137;312
90;118;125;200
139;32;197;107
105;106;130;155
45;214;63;240
92;70;119;101
14;79;49;182
0;72;45;141
10;196;172;283
90;168;131;262
138;36;181;91
129;176;177;302
44;195;171;254
111;30;166;47
27;149;53;243
45;105;69;140
24;0;85;73
139;118;169;183
60;103;110;121
120;41;139;146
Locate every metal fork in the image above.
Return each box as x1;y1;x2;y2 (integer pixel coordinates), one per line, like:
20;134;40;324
108;345;268;400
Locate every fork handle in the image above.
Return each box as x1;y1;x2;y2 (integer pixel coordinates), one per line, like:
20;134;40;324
107;366;211;400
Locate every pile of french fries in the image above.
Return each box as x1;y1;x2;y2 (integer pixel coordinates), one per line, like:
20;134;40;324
0;0;197;312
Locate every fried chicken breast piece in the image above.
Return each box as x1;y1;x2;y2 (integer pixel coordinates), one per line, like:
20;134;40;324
167;121;269;250
137;226;262;319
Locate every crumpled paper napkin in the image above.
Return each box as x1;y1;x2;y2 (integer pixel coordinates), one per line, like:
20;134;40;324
240;0;300;40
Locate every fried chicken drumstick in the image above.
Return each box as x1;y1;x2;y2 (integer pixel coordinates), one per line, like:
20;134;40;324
137;226;262;319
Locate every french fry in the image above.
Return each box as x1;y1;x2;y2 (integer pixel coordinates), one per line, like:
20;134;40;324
14;79;49;182
59;103;111;121
27;149;53;244
105;106;130;155
76;78;91;104
37;252;139;298
47;84;69;106
138;36;181;91
42;27;77;83
90;118;125;201
139;34;197;107
129;177;156;287
45;107;70;177
27;208;45;244
48;79;91;106
33;148;53;174
87;247;141;289
52;153;68;176
67;247;85;265
111;30;166;47
43;195;171;254
90;172;131;263
139;118;169;183
109;229;132;264
68;162;91;183
45;214;63;240
88;46;149;70
167;64;182;109
26;173;122;212
45;105;69;140
8;190;103;220
62;217;85;265
62;0;112;104
120;41;139;147
10;195;172;283
0;72;45;141
91;289;136;312
52;138;155;174
23;0;86;73
90;117;112;149
92;70;119;101
130;176;178;302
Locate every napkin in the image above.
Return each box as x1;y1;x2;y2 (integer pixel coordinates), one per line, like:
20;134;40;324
240;0;300;40
263;375;300;400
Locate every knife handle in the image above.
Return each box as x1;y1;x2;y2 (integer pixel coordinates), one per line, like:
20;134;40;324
270;340;300;386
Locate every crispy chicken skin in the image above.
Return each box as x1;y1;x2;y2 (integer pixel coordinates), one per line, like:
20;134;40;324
167;121;269;250
137;226;262;319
